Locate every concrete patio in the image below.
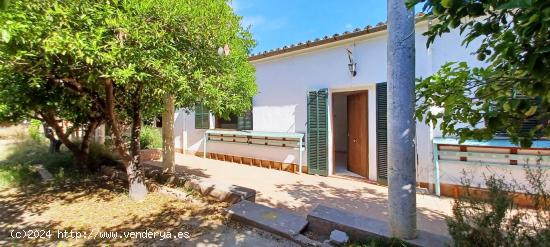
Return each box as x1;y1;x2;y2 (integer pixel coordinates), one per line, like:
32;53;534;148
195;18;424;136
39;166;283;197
149;153;454;237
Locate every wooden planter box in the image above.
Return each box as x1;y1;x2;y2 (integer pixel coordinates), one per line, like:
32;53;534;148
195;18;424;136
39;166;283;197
140;148;162;161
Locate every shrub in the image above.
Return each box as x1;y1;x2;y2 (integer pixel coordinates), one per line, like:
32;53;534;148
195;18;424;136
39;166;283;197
0;162;40;188
447;165;550;246
88;141;120;167
28;119;45;143
140;126;162;149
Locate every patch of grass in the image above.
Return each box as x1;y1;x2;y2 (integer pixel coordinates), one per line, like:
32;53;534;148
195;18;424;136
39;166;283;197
28;120;46;143
0;163;40;188
0;140;74;188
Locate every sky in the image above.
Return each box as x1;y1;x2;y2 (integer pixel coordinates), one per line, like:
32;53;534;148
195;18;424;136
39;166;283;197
230;0;418;54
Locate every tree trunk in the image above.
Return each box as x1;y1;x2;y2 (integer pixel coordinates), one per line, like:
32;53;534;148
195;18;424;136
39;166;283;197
42;113;90;171
127;85;147;201
162;94;175;173
80;119;100;171
127;110;147;201
104;79;130;161
387;0;417;240
104;79;147;201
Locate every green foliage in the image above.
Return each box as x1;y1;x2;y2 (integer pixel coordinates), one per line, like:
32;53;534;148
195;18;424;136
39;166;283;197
140;126;162;149
0;0;256;170
349;238;406;247
0;140;73;188
447;167;550;246
28;119;44;143
408;0;550;147
0;163;38;188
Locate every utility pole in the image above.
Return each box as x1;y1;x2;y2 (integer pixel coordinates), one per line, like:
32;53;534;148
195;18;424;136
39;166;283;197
387;0;417;239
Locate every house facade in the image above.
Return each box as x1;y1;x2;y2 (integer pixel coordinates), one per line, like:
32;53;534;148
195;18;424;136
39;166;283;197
173;18;550;201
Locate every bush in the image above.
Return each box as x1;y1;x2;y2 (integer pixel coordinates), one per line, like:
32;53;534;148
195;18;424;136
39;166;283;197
447;165;550;246
88;141;120;167
28;119;45;143
0;163;40;188
140;126;162;149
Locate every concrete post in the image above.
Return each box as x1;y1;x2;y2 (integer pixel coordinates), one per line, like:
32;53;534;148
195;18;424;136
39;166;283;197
387;0;417;239
162;94;175;173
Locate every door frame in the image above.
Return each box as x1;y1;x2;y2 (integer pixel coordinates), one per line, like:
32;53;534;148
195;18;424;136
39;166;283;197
329;85;377;181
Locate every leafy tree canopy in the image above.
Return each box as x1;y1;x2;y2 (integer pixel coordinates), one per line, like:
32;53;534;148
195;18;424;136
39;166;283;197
408;0;550;147
0;0;256;175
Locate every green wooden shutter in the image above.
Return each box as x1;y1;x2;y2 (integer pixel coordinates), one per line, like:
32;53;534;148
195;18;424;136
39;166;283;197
195;103;210;129
237;110;253;130
307;89;328;176
376;82;388;184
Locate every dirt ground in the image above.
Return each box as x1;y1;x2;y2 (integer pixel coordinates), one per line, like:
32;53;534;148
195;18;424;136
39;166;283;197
0;140;297;247
0;178;297;247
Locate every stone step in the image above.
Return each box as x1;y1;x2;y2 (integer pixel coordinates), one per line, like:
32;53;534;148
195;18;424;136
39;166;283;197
307;205;452;247
227;200;308;238
34;164;54;181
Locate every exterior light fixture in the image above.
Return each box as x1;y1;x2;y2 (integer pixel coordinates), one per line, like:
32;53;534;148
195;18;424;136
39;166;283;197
346;48;357;77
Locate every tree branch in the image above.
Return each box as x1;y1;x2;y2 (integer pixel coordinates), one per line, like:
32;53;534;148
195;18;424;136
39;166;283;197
40;111;80;155
104;78;131;163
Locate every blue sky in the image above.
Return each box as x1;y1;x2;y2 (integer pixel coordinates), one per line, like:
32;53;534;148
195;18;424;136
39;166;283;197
230;0;416;54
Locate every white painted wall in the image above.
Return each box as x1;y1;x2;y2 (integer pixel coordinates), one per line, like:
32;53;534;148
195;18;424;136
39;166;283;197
174;21;536;188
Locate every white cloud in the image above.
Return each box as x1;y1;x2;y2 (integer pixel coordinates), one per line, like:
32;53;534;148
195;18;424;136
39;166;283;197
345;23;353;30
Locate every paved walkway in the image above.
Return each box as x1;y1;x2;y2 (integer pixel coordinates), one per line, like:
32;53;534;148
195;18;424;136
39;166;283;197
151;153;453;237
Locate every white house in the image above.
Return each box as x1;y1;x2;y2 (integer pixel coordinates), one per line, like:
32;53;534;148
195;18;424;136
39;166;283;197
173;17;550;203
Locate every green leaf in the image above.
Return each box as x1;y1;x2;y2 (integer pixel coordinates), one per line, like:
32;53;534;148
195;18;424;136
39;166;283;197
524;105;537;117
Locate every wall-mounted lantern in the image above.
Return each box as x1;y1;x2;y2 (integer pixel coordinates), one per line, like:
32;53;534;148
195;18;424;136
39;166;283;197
346;49;357;77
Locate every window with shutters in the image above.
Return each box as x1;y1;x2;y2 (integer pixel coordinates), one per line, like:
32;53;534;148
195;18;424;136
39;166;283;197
215;110;253;130
216;114;239;129
194;103;210;129
376;82;388;184
307;89;329;176
237;110;253;130
493;95;545;138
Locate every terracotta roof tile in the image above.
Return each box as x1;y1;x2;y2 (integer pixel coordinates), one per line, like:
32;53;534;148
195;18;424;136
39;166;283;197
249;13;427;61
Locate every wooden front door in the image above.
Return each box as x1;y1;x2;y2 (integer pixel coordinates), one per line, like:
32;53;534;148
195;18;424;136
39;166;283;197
347;92;369;177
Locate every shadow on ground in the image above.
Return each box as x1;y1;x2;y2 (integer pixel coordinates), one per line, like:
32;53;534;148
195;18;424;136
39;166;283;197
260;181;450;235
147;160;212;179
0;175;295;246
